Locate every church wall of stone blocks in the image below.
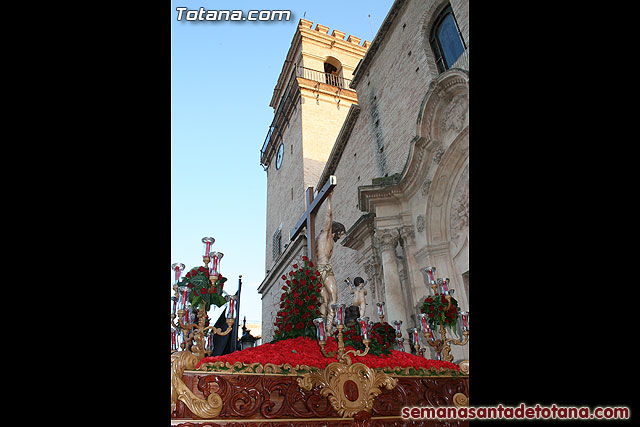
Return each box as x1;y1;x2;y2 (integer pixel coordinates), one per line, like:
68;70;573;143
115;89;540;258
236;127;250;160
259;0;469;362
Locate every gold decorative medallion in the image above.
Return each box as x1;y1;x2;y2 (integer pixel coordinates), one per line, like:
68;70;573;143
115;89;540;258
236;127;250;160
171;351;223;418
297;359;398;417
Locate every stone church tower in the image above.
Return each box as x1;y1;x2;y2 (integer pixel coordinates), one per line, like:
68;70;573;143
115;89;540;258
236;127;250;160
259;0;469;363
259;20;369;282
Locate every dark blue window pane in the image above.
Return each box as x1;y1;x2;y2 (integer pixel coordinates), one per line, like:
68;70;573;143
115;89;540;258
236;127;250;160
437;14;464;68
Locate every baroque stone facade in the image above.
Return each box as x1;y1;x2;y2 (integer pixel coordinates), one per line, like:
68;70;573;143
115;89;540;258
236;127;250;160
259;0;469;362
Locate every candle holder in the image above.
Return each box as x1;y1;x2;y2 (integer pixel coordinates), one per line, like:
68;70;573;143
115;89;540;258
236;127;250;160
208;251;224;281
171;254;235;360
416;269;469;362
376;301;385;323
171;263;186;286
315;305;371;364
201;237;215;267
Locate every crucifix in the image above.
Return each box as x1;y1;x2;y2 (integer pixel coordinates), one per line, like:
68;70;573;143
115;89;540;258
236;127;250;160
290;175;337;264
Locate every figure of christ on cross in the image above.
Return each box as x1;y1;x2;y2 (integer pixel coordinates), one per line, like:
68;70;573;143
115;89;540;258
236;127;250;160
290;176;346;335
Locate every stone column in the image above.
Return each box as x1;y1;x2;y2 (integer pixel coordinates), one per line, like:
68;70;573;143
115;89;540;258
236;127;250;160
399;225;422;325
376;229;409;347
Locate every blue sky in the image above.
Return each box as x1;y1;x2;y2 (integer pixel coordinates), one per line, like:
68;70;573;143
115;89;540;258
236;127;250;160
171;0;395;328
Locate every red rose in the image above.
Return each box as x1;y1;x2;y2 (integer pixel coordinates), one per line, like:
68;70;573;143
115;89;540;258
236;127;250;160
286;280;291;285
185;272;191;278
201;289;208;295
282;286;288;291
429;306;435;311
187;283;194;288
311;295;317;302
293;279;298;285
315;271;320;276
293;264;298;269
300;279;306;285
285;324;292;332
309;261;314;267
198;266;205;272
428;312;435;318
282;275;287;280
426;297;433;303
302;256;308;261
305;270;311;275
310;276;316;281
308;305;315;311
289;271;294;276
295;322;304;329
304;295;310;302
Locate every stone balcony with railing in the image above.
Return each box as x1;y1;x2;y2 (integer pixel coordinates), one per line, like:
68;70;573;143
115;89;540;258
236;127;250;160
294;65;352;90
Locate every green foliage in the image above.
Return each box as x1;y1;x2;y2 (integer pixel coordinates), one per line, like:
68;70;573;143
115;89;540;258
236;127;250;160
176;266;228;311
420;293;460;333
342;322;397;356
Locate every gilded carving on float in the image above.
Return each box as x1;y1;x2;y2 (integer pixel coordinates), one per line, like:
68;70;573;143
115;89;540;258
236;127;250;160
297;358;398;417
453;392;469;408
171;350;224;418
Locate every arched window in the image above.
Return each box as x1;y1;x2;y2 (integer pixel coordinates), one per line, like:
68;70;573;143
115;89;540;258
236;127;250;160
430;5;466;73
323;57;344;88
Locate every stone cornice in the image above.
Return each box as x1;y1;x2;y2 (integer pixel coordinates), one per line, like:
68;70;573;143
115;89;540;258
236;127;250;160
298;79;359;103
341;212;374;250
358;180;408;213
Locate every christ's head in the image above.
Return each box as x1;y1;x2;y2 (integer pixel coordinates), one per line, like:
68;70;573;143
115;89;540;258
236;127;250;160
332;221;346;242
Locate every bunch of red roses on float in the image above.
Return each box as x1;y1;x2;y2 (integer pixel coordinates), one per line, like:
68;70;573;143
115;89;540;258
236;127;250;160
272;256;323;341
420;293;460;334
176;266;228;312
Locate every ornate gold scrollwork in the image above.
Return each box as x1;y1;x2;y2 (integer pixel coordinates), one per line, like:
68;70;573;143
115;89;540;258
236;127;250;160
452;392;469;408
458;359;469;375
171;351;223;418
297;359;398;417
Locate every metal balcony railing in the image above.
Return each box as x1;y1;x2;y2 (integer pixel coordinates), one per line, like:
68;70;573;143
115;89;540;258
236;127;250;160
294;65;351;89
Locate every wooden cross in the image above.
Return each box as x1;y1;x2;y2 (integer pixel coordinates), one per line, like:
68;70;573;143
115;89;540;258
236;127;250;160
290;175;337;264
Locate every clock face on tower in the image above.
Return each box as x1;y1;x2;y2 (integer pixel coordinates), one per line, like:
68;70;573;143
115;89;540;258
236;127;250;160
275;143;284;170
